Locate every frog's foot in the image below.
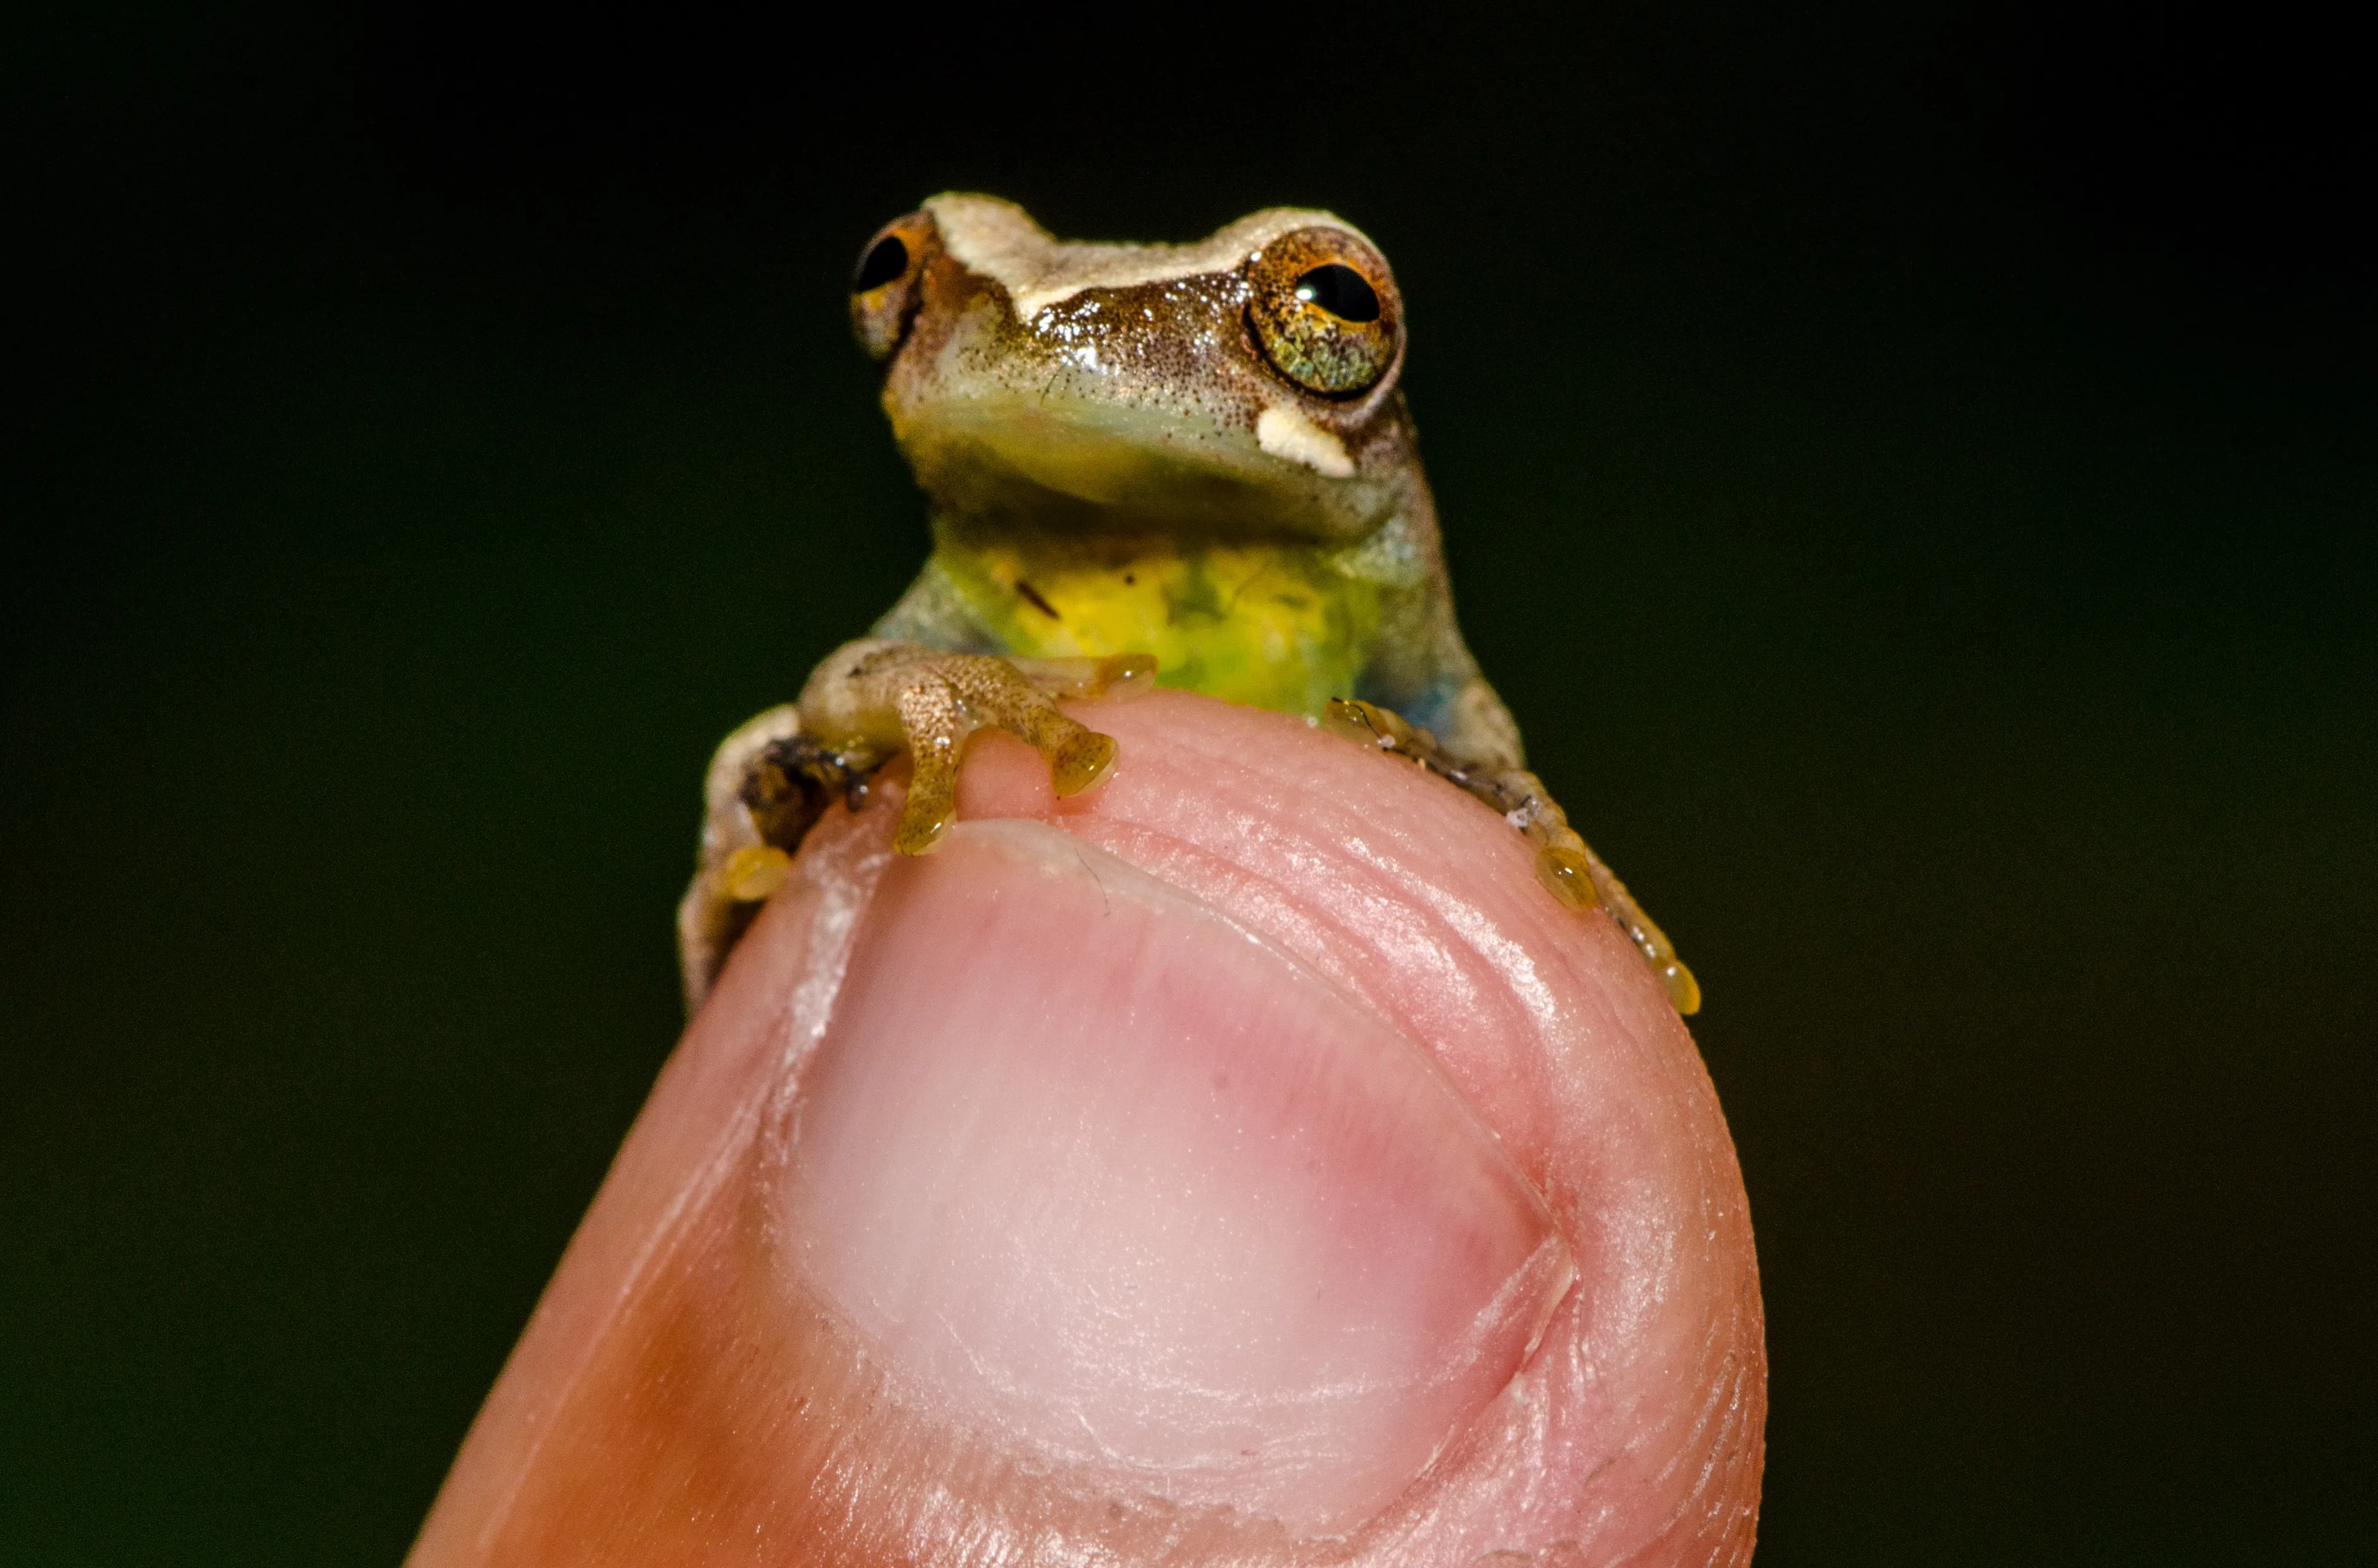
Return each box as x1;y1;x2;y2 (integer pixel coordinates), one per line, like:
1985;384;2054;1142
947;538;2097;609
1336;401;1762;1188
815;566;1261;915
676;648;1155;1012
802;641;1155;857
677;704;840;1012
673;650;1149;1010
1324;697;1702;1015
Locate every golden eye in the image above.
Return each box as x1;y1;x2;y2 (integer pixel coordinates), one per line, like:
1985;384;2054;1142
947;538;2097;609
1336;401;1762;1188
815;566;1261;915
850;212;934;363
1245;226;1401;397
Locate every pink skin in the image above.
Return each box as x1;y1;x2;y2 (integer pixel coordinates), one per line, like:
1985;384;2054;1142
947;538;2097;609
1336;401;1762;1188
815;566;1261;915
407;691;1765;1566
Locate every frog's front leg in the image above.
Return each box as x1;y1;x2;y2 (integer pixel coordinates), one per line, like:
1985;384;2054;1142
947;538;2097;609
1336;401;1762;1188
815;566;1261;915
803;640;1154;855
1325;697;1703;1015
677;642;1154;1010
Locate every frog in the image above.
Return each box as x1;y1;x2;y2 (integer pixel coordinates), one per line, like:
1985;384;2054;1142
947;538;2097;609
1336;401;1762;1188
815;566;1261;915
677;194;1698;1017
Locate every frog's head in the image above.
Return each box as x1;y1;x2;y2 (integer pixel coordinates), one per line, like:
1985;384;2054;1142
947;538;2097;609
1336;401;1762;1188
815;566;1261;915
850;194;1418;546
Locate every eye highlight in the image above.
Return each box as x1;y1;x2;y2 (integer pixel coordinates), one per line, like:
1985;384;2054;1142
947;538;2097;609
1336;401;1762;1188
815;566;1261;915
1246;228;1400;398
850;213;935;363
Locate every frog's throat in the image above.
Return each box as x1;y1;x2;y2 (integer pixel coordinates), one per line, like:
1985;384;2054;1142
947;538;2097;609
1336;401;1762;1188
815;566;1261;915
892;398;1404;548
928;537;1396;721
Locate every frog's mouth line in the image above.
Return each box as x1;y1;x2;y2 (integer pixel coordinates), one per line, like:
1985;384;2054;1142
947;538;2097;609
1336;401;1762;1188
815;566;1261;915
895;397;1395;546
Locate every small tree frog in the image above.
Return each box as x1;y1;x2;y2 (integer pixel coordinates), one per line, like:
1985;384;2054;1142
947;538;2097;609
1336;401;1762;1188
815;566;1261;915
679;195;1698;1016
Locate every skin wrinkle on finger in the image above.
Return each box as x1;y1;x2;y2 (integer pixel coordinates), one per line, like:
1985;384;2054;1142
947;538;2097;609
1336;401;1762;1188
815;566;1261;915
1040;774;1584;1197
779;819;1575;1531
408;691;1761;1567
966;698;1759;1563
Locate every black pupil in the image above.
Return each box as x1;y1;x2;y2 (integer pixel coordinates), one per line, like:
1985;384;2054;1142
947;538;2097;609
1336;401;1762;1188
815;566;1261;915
854;235;909;293
1292;264;1381;323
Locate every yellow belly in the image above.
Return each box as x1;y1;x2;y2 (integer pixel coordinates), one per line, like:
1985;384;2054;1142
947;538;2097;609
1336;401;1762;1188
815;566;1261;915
934;539;1383;720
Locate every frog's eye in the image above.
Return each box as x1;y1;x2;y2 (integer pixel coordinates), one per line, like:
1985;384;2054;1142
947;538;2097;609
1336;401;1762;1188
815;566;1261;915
851;212;934;363
1245;226;1402;398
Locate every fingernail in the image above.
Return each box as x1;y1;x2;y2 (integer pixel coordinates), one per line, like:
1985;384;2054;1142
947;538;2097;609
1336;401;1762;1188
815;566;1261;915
779;820;1572;1534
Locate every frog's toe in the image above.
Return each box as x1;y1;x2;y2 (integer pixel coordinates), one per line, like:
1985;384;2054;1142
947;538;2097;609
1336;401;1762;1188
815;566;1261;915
722;844;794;902
1547;842;1701;1014
1512;791;1701;1015
1658;957;1703;1016
892;737;964;857
1012;651;1159;702
1047;727;1118;797
894;787;958;857
1534;844;1601;910
928;652;1126;823
1580;849;1702;1017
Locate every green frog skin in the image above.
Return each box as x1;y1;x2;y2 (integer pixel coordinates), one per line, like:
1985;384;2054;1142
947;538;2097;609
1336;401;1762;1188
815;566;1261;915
677;195;1696;1015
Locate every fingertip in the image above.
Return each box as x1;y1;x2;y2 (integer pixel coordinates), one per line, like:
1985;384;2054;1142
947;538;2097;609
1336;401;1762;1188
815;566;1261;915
412;692;1762;1567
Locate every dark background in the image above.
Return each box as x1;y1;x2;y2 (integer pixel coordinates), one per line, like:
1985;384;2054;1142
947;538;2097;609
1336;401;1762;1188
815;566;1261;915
4;3;2371;1562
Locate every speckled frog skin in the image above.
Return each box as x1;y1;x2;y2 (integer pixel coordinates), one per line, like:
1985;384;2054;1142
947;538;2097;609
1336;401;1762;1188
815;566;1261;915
677;195;1697;1015
865;195;1499;743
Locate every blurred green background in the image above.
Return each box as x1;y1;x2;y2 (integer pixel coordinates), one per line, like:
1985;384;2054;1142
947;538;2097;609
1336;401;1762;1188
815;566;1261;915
4;4;2370;1562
